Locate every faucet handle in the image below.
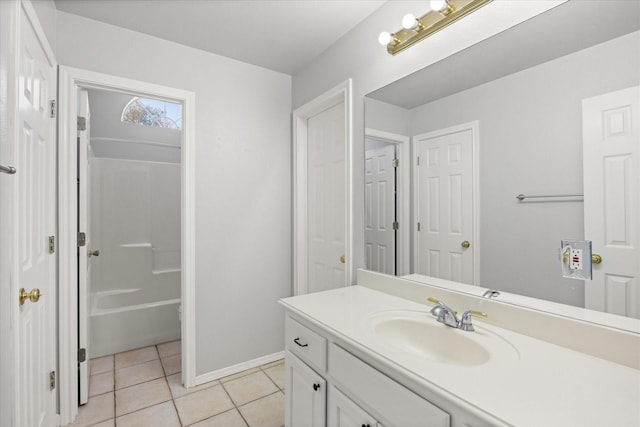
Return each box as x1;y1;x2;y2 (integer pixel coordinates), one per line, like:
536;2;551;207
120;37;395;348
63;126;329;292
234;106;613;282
427;297;445;317
459;310;487;332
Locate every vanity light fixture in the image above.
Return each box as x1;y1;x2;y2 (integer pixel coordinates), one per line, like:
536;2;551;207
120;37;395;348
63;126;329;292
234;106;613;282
379;0;492;55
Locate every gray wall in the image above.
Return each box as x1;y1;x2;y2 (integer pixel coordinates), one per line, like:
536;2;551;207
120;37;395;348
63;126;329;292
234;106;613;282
364;98;409;136
56;11;292;376
407;31;639;305
31;0;57;54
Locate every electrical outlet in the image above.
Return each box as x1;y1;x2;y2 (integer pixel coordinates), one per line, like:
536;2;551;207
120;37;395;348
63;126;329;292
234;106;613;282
570;248;582;270
560;239;593;280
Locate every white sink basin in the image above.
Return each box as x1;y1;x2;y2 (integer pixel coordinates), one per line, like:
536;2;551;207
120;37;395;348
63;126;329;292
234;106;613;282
366;310;519;366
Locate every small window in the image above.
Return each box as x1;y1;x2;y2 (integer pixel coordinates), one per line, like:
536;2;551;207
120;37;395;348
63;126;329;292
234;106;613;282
121;97;182;130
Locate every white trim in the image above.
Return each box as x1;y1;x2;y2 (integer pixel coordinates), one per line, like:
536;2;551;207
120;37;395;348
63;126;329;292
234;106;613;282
57;66;197;424
90;136;182;150
194;351;285;385
293;79;353;295
411;121;480;285
365;128;411;276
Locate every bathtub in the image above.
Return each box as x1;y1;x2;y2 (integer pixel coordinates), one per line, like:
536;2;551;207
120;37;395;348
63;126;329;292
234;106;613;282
90;288;181;358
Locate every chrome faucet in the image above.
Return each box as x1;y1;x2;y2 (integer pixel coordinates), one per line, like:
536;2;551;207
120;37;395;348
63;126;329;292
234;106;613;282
428;298;487;331
428;299;460;328
482;289;500;299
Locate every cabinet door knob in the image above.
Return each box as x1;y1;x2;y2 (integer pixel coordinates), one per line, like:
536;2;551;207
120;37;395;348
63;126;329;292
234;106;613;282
313;383;320;391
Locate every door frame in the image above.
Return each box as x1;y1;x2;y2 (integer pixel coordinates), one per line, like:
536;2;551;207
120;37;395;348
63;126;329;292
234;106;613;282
57;67;196;424
0;0;58;425
412;121;480;285
293;79;353;295
364;128;411;276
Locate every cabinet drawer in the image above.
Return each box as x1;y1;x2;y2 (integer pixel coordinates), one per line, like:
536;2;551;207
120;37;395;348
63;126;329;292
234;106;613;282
329;344;450;427
285;316;327;372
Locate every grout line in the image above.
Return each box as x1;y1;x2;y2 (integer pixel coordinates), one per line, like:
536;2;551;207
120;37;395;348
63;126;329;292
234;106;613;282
218;380;252;426
79;343;284;427
170;388;184;427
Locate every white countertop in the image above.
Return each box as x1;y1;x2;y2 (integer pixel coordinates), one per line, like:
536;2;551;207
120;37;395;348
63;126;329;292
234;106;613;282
281;285;640;427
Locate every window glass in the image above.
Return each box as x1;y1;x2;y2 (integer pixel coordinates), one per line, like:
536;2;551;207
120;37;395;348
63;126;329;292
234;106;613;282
121;97;182;130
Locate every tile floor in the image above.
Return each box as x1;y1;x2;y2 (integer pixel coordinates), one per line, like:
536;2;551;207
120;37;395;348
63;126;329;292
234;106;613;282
65;341;285;427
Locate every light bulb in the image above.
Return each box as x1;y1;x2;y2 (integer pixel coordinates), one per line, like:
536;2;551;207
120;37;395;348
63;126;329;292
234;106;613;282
401;13;417;30
378;31;392;46
430;0;447;11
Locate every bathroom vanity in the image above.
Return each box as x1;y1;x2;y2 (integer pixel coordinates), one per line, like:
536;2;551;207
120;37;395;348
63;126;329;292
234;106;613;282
279;271;640;427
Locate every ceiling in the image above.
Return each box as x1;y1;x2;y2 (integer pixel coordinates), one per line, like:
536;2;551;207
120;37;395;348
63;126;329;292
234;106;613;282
53;0;386;75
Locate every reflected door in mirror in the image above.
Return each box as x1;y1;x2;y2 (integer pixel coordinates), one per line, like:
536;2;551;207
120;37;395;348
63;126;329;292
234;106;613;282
583;86;640;319
365;143;397;275
414;124;476;284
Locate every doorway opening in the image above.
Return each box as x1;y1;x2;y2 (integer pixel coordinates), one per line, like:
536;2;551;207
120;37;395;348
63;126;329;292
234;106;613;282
57;67;196;424
77;88;183;402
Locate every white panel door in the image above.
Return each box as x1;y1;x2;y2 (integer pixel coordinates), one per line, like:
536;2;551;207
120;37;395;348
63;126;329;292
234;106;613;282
307;102;346;293
16;4;57;426
365;144;396;275
583;86;640;318
414;126;475;284
78;89;91;404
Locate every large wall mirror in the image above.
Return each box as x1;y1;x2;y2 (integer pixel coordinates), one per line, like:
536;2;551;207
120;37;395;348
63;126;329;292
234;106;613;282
363;0;640;321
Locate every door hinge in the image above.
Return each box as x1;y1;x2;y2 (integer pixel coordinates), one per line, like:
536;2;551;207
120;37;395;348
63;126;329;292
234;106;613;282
48;236;55;254
78;348;86;363
392;221;399;230
392;158;399;168
417;222;421;231
78;232;86;247
417;156;420;166
49;371;56;390
49;100;56;118
77;116;87;131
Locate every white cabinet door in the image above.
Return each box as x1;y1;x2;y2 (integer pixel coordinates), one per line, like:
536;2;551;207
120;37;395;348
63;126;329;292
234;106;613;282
329;386;377;427
285;352;326;427
329;344;450;427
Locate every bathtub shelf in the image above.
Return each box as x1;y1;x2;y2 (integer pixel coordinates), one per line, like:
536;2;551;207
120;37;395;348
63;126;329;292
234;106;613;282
152;268;181;275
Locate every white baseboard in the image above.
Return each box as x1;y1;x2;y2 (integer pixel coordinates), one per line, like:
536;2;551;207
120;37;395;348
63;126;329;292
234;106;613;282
194;351;285;386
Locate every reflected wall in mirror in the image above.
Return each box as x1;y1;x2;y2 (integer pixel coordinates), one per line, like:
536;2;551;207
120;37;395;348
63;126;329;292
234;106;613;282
364;0;640;319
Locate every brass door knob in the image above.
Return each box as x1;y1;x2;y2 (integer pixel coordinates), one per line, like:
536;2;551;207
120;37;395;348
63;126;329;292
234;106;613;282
592;254;602;264
88;249;100;258
461;241;470;249
340;255;346;264
19;288;41;306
